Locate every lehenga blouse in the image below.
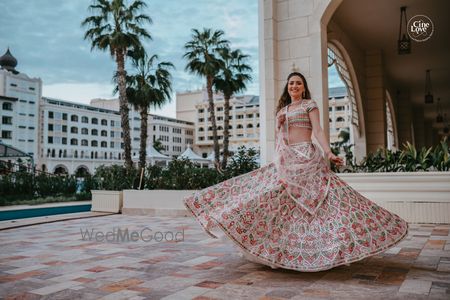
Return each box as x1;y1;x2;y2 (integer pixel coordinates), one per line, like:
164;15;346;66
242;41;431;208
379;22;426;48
284;99;318;130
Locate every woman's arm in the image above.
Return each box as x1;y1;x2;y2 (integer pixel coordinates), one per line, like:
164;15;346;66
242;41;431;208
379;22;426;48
309;108;343;166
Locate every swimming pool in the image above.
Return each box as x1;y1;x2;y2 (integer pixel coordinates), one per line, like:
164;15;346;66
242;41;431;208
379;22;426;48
0;204;92;221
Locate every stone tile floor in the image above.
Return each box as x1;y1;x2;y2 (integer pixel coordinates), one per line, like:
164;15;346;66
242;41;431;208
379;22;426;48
0;215;449;299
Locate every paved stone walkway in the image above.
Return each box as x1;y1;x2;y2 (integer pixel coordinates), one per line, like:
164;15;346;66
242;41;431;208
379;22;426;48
0;215;449;299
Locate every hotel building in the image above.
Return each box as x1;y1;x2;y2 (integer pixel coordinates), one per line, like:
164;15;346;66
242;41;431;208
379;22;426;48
176;89;260;158
0;49;42;162
328;86;353;145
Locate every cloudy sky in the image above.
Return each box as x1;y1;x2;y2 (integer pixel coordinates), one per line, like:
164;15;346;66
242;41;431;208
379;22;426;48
1;0;342;118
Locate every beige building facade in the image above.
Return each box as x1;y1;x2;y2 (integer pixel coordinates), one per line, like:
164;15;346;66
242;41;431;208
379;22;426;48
176;89;260;158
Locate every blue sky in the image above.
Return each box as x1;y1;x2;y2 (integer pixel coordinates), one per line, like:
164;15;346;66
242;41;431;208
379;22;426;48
0;0;342;117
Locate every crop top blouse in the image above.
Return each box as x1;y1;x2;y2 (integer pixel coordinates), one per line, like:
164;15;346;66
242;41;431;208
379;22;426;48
283;99;318;130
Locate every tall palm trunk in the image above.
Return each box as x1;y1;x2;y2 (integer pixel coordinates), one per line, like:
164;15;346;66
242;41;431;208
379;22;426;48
115;49;133;169
138;108;148;171
221;94;231;169
207;75;220;167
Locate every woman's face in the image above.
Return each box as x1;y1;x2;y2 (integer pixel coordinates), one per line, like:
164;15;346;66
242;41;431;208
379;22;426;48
287;75;305;100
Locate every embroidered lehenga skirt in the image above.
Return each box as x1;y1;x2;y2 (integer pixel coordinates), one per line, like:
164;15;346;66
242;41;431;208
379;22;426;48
184;141;408;272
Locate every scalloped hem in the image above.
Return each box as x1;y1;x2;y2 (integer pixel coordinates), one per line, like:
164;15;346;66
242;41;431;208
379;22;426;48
209;214;409;272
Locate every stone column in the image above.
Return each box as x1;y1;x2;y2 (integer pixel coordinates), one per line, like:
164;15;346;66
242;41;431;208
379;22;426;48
364;50;386;154
260;0;338;164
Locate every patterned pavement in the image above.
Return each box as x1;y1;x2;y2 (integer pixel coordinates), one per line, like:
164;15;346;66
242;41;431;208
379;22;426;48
0;215;449;299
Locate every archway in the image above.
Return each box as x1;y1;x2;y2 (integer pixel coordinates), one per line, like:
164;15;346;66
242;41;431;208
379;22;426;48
54;165;68;175
75;166;90;177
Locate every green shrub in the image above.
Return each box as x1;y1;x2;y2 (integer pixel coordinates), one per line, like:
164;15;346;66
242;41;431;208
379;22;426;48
334;137;450;173
93;165;139;190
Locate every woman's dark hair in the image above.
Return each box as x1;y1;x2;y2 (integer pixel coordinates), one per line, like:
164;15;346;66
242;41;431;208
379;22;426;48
275;72;311;114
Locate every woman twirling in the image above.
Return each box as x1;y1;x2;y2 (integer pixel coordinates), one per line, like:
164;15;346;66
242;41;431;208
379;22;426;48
184;72;408;272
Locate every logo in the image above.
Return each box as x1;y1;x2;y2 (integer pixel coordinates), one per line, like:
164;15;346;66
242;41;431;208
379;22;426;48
407;15;434;42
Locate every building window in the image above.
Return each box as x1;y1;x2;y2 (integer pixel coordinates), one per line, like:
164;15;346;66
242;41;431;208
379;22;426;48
110;141;115;148
62;113;67;120
217;107;223;111
2;102;12;111
62;125;67;132
91;129;98;136
101;119;108;126
247;124;253;128
81;139;88;146
1;131;12;139
48;111;54;119
199;137;204;141
198;118;204;122
199;127;204;132
71;115;78;122
91;118;98;125
82;116;89;123
91;140;98;147
47;136;53;144
101;141;107;148
336;117;345;122
101;130;107;137
237;124;243;129
70;138;78;145
71;127;78;134
110;131;115;138
2;116;12;125
48;124;54;131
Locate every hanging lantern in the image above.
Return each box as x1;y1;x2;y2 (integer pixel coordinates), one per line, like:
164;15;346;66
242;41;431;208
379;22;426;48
398;7;411;55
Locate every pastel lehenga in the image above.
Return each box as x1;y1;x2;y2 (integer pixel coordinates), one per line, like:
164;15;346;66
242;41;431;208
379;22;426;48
184;99;408;272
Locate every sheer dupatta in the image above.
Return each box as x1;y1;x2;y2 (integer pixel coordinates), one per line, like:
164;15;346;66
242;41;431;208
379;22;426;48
274;106;331;215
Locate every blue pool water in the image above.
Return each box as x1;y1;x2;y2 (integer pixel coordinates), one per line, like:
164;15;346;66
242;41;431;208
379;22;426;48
0;204;92;221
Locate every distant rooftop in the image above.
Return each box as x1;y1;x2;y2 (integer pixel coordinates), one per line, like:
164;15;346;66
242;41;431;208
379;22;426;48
329;86;348;99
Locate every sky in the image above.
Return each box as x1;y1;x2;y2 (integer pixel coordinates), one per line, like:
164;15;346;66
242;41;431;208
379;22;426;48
0;0;342;118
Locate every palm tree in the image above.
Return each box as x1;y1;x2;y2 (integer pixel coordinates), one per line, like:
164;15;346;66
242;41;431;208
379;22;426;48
81;0;152;169
214;48;252;169
183;28;229;169
152;138;165;154
126;48;174;171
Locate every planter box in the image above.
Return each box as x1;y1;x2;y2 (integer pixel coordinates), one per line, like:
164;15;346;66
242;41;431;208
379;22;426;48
91;190;123;213
121;172;450;224
122;190;194;217
338;172;450;223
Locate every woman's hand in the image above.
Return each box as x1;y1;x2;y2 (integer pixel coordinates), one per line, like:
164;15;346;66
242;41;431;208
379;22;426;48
277;114;286;129
327;152;344;167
